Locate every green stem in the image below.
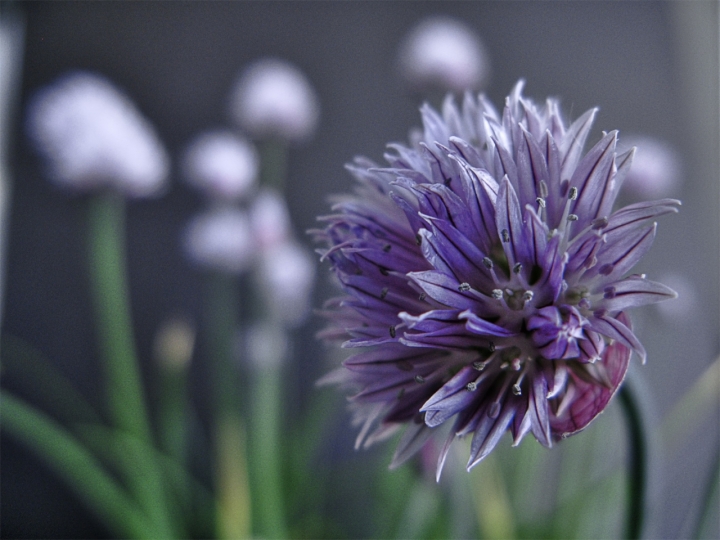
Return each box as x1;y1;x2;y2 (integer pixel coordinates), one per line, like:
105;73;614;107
259;139;288;193
87;192;173;538
618;384;647;540
246;136;289;538
1;393;157;539
250;363;287;539
205;272;253;539
217;414;252;540
87;193;150;440
206;272;239;422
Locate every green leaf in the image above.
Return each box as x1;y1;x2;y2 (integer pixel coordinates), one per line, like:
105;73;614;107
1;333;101;424
1;392;157;539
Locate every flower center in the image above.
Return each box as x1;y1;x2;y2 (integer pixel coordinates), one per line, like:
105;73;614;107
526;305;585;360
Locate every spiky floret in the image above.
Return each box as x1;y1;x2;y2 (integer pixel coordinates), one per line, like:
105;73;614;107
313;81;678;479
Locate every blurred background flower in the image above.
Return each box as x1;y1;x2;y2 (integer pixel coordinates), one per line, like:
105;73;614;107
182;130;258;202
229;58;320;144
398;15;490;93
26;71;169;197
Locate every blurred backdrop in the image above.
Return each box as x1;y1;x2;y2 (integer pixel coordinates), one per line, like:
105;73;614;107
1;1;718;539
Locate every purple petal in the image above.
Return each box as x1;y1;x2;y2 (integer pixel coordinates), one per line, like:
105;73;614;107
418;228;454;276
459;310;518;338
529;371;552;447
516;126;550;210
543;131;564;227
467;399;517;469
422;366;488;427
603;199;681;240
525;206;549;274
422;219;493;288
589;311;646;363
511;401;532;446
595;275;677;312
389;419;435;470
570;131;617;232
435;429;457;482
495;177;531;269
461;165;500;252
595;147;635;218
559;107;598;181
408;271;495;313
586;224;656;284
401;310;488;350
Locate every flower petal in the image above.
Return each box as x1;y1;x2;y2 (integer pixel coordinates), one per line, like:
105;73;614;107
585;223;657;285
495;176;531;268
467;398;517;469
559;107;598;182
595;275;677;312
390;418;435;470
459;310;518;338
529;371;552;447
589;311;646;363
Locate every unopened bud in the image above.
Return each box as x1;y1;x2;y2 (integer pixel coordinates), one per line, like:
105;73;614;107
398;16;490;92
184;208;255;274
229;58;320;142
183;131;258;201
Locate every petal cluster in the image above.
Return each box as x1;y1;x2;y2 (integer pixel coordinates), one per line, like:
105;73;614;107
313;82;678;477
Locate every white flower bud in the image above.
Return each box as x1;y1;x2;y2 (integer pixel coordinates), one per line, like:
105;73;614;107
249;188;291;250
398;16;490;92
26;71;169;197
183;130;258;201
229;58;319;142
256;240;315;326
620;136;682;199
184;207;255;274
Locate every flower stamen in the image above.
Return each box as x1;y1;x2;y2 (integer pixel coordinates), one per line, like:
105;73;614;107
483;257;503;287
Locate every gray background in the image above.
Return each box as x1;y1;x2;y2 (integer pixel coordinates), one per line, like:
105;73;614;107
1;1;718;538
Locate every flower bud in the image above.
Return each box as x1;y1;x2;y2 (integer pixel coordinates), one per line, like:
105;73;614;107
398;16;490;93
26;71;168;197
229;58;319;143
184;207;255;274
183;130;258;201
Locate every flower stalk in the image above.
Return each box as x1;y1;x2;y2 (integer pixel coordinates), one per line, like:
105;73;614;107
205;272;252;539
249;360;287;538
618;383;646;540
259;139;287;193
87;191;173;538
246;140;289;539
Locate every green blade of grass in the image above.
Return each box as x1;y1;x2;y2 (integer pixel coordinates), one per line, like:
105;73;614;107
1;392;157;539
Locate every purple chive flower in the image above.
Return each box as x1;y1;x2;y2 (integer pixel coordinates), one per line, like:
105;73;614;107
313;81;679;479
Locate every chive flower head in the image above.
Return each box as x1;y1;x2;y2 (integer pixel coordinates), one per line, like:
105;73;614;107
314;82;679;477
